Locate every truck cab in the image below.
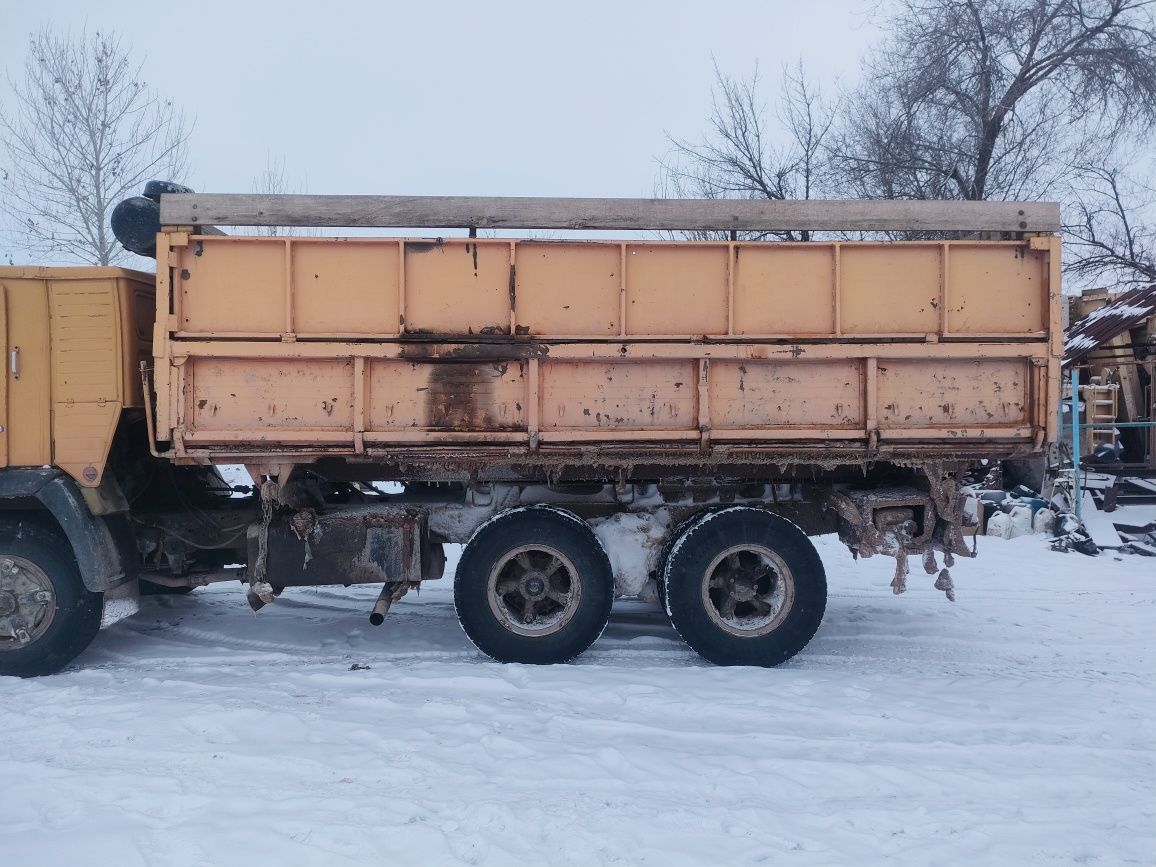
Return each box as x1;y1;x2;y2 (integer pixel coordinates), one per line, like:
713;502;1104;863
0;267;154;674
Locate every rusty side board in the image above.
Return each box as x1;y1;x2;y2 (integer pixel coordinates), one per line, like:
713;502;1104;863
0;267;155;486
153;234;1062;465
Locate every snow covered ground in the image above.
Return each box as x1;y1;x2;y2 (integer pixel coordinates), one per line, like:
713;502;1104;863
2;534;1153;866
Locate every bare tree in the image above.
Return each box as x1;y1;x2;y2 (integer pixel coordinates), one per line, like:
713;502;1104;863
663;2;1156;280
659;61;836;241
1065;161;1156;285
0;29;190;265
834;0;1156;205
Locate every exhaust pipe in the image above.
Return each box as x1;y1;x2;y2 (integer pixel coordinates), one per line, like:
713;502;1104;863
369;581;413;625
369;584;393;625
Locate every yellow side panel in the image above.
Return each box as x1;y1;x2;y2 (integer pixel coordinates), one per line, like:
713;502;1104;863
4;278;52;466
733;246;835;335
50;278;122;403
948;245;1046;334
53;403;120;484
625;246;728;335
515;243;620;336
169;236;1051;341
540;360;697;430
180;240;285;333
292;242;400;335
404;243;510;334
188;358;354;432
49;277;125;485
877;359;1028;427
121;278;156;406
710;360;863;428
841;246;941;334
367;360;527;431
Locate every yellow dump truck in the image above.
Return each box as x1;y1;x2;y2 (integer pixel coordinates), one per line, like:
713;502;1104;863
0;190;1062;675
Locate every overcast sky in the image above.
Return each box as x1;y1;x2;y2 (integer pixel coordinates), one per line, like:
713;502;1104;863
0;0;881;262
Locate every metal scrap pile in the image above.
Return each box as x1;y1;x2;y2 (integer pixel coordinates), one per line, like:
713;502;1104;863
1036;284;1156;555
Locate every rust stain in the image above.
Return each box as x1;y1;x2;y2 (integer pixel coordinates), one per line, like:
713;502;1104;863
420;362;524;432
399;342;546;361
406;239;445;253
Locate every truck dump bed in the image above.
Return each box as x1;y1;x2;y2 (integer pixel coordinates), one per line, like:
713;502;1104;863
145;197;1061;479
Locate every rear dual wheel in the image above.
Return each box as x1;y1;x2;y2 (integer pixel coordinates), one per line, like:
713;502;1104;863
455;507;613;664
662;507;826;667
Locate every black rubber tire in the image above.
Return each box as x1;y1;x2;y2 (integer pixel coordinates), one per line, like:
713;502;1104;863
652;509;729;611
662;507;826;667
454;506;614;664
0;521;104;677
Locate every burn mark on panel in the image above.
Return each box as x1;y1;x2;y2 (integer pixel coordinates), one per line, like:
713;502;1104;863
399;342;547;361
422;362;524;431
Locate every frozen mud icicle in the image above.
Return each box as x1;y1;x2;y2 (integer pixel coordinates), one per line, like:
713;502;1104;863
922;549;938;575
891;554;909;594
944;551;955;567
935;568;956;602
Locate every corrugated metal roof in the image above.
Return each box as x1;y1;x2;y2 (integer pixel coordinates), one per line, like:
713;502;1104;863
1063;283;1156;367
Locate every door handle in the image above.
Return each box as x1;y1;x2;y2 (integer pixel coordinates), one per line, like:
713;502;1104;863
10;346;19;380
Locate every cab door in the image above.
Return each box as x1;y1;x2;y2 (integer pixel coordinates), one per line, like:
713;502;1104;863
0;274;52;469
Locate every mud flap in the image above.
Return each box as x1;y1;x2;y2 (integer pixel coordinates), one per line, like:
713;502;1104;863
0;468;127;592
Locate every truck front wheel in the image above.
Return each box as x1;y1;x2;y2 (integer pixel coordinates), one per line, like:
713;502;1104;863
454;507;613;664
0;522;104;677
663;507;826;667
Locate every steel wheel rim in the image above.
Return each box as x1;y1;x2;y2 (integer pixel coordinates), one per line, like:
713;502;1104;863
487;544;581;637
0;556;57;651
700;544;794;637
